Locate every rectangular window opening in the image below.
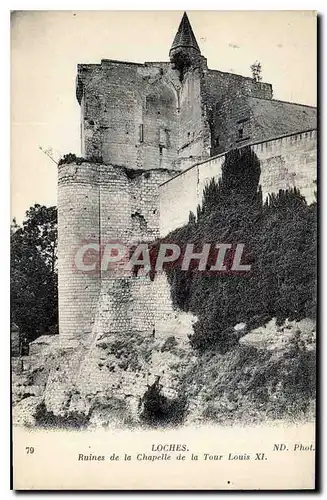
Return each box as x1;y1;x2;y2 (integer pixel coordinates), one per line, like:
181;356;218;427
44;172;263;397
139;124;144;143
237;117;249;125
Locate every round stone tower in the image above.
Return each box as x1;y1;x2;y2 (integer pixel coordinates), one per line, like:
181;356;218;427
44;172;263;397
57;11;205;348
57;160;101;347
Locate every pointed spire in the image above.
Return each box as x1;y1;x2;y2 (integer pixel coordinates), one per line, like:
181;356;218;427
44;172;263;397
169;12;201;57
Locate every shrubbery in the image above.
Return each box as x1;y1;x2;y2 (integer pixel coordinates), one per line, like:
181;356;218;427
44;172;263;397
161;147;316;352
181;333;316;424
11;205;58;342
140;379;187;427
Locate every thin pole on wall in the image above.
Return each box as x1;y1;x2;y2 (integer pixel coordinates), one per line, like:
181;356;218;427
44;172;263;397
38;145;58;165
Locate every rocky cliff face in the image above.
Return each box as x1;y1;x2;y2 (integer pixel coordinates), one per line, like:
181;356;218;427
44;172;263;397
12;329;194;428
12;317;315;429
182;318;316;426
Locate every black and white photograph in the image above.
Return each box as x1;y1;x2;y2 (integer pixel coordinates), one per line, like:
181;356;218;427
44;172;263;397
10;8;317;490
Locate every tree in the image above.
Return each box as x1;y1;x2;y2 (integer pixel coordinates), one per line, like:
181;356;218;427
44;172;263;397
197;146;262;221
11;204;58;342
250;61;262;82
162;147;316;352
21;204;58;274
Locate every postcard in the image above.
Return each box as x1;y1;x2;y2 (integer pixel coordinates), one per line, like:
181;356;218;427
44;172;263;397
11;10;317;490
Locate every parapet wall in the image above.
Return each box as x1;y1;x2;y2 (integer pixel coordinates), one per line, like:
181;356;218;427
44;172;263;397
159;129;317;236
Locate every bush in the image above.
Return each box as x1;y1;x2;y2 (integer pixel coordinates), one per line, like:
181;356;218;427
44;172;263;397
160;336;178;352
34;402;90;429
160;147;316;352
58;153;103;166
182;336;315;424
140;379;187;427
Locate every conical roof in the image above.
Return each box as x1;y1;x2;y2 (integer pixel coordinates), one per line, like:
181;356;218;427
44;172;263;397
170;12;201;55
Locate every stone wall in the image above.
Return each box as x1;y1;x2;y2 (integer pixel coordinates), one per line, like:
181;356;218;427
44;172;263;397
76;58;275;173
204;69;273;110
58;161;100;346
39;17;319;426
210;93;317;155
77;60;182;171
58;160;180;345
203;69;273;155
159;129;317;236
92;272;196;341
176;64;211;169
57;155;198;417
46;267;196;419
77;58;213;172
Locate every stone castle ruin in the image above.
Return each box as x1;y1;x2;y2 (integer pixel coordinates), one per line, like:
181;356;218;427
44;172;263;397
15;13;317;426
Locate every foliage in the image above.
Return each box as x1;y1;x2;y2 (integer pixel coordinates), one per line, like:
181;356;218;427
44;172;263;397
181;330;316;424
170;50;192;82
34;401;90;429
197;146;262;220
250;61;262;82
58;153;103;166
160;336;178;353
140;379;187;427
162;147;316;352
11;204;58;342
188;211;196;225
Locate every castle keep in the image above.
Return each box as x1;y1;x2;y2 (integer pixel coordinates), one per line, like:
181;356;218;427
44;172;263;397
57;13;317;401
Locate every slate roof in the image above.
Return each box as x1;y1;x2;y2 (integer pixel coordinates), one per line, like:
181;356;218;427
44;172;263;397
170;12;201;54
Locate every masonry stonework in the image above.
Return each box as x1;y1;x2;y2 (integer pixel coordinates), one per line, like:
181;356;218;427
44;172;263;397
54;12;317;418
160;129;317;236
58;161;100;345
58;161;181;345
210;93;316;155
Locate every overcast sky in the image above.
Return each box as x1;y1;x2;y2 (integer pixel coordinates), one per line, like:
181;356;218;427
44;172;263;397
11;10;317;222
